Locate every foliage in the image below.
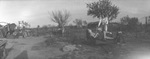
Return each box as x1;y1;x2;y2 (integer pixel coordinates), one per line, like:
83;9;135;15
120;15;140;32
44;36;58;47
73;19;83;27
18;21;30;28
83;21;88;26
49;10;70;35
145;16;150;25
86;0;119;21
73;19;87;28
50;10;70;28
42;25;48;30
0;24;3;27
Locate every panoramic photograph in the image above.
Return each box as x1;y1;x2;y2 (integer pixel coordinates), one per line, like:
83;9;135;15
0;0;150;59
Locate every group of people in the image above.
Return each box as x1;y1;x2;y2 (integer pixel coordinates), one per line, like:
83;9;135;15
86;18;124;45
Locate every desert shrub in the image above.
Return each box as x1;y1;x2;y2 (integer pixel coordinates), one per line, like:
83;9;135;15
44;35;58;46
43;27;87;47
63;28;87;44
51;29;62;36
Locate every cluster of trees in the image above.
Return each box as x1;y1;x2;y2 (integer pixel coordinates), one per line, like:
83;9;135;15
120;15;141;32
48;0;146;35
49;0;119;35
86;0;144;33
18;21;30;29
73;19;87;28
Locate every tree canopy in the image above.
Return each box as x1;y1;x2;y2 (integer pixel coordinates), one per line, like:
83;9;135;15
120;15;139;31
87;0;119;21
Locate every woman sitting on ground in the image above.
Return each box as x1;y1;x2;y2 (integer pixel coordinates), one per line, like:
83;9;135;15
86;27;104;45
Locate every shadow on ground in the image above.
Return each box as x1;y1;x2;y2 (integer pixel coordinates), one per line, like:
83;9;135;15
14;50;28;59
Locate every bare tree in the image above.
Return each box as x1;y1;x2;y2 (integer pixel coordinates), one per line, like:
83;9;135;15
49;10;70;34
18;21;30;28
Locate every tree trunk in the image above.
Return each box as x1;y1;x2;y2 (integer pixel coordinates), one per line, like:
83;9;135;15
98;18;102;27
61;27;65;36
104;17;108;32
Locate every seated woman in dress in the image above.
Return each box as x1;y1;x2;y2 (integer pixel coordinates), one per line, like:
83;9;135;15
86;27;104;45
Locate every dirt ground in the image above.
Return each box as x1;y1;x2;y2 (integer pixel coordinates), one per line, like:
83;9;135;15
0;36;69;59
1;32;150;59
3;36;47;59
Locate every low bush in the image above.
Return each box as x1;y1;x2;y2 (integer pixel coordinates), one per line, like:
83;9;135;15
43;28;87;47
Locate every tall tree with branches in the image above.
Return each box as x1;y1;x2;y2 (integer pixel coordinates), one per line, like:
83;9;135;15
87;0;119;31
49;10;70;34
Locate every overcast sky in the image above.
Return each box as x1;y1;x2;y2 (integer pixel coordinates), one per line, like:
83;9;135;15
0;0;150;27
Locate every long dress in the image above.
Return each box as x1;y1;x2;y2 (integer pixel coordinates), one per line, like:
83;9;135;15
86;29;96;44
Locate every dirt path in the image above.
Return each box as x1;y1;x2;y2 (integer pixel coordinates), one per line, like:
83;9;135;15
0;36;46;59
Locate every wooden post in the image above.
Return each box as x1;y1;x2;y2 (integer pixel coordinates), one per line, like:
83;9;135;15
145;17;148;32
37;25;40;36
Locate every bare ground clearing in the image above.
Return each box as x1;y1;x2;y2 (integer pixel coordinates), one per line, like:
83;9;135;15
1;33;150;59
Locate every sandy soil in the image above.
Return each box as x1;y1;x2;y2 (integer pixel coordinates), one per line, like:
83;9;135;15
0;36;47;59
1;36;69;59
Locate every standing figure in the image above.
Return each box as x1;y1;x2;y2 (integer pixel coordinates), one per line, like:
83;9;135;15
102;18;113;40
36;25;40;36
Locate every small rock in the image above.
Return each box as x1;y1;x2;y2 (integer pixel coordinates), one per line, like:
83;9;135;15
61;44;79;52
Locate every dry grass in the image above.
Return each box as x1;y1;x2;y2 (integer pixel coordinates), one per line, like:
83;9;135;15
32;27;150;59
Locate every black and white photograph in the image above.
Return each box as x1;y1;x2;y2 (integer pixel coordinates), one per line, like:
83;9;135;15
0;0;150;59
